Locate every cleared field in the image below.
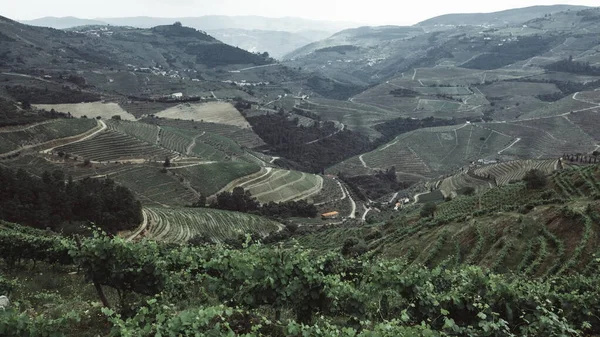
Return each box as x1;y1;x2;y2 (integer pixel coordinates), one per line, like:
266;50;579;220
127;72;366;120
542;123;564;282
0;119;98;154
154;102;250;128
111;166;197;207
34;102;137;121
119;101;178;119
55;130;172;162
474;159;559;186
234;168;324;203
145;207;280;243
173;162;261;196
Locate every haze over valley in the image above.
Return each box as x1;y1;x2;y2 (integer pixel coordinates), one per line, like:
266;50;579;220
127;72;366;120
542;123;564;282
2;2;600;336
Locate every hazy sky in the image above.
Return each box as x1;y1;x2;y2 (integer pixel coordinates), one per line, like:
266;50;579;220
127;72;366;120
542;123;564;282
6;0;599;25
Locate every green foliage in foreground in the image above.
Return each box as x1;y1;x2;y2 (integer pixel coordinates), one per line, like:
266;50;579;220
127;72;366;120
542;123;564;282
1;224;600;336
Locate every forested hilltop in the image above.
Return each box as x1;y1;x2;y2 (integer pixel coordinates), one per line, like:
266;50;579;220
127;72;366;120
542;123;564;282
0;168;142;233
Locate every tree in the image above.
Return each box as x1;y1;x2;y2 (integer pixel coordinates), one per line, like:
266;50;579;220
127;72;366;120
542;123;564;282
460;186;476;196
21;99;31;110
523;169;548;190
111;115;121;120
192;194;207;208
420;202;437;218
163;157;171;168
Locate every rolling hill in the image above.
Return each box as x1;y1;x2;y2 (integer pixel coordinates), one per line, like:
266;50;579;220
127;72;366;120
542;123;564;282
21;15;360;59
416;5;589;27
0;16;273;72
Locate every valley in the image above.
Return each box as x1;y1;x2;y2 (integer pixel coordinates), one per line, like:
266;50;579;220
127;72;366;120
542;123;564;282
2;4;600;336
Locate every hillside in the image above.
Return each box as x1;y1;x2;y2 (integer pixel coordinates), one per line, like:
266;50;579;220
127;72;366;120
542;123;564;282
21;15;357;59
301;163;600;275
0;16;273;72
416;5;589;27
283;6;600;93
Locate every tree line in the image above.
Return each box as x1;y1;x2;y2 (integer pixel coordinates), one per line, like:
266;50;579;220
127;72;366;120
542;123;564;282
247;112;372;173
6;85;100;104
0;168;142;233
205;187;318;219
545;57;600;76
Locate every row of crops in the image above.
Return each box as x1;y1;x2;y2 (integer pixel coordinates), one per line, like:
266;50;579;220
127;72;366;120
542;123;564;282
105;119;159;144
55;130;173;162
111;166;198;206
312;176;345;205
363;143;431;176
141;118;265;149
174;161;261;197
241;168;324;203
439;171;491;196
145;206;280;243
474;159;559;185
0;119;98;154
553;164;600;198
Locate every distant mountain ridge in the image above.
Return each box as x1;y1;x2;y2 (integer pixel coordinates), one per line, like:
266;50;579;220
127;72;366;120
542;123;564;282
417;5;590;27
0;16;273;71
20;15;360;59
22;15;359;33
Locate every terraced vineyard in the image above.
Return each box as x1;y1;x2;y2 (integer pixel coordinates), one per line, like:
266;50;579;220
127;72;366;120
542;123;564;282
145;206;281;243
566;108;600;142
173;162;261;197
142;118;265;149
105;119;159;144
297;196;600;278
552;164;600;198
0;119;98;154
439;171;492;197
235;168;324;203
331;123;514;177
111;166;198;207
55;130;173;162
474;159;559;185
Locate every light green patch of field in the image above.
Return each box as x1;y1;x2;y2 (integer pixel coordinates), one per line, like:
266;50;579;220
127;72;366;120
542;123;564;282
34;102;137;121
155;102;250;128
145;206;280;243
